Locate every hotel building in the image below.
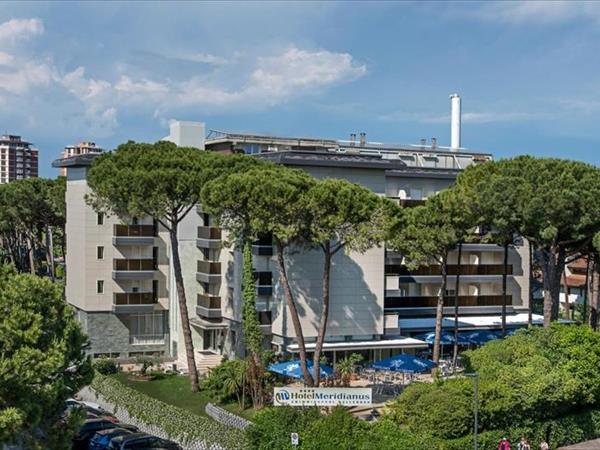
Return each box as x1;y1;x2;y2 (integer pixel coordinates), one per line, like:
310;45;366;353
54;113;536;367
0;134;38;184
58;141;104;176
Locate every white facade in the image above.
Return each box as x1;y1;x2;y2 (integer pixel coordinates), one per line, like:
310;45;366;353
55;126;531;364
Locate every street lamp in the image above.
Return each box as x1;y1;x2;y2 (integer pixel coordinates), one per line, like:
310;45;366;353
465;372;479;450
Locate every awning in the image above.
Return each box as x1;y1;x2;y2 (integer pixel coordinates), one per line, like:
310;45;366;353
287;336;428;353
399;313;545;332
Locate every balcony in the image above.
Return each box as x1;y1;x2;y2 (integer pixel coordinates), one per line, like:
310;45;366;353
113;224;156;246
252;235;273;256
258;311;272;334
196;293;222;319
113;292;156;313
112;258;156;280
386;264;513;277
255;271;273;296
196;226;222;249
384;295;511;309
196;260;221;284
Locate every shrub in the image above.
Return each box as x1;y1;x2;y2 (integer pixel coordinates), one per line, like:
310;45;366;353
135;356;159;375
201;358;247;405
386;378;473;439
246;406;321;449
92;373;246;449
387;325;600;441
301;406;368;450
93;358;118;375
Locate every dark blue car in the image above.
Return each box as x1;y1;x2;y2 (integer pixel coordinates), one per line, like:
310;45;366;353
89;428;134;450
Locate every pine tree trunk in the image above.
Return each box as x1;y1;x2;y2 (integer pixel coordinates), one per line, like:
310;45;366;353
46;226;55;281
168;227;199;392
313;241;332;387
562;266;569;320
541;246;565;327
452;243;462;367
433;259;447;364
502;242;509;336
27;235;36;275
591;260;600;330
275;239;313;386
528;241;534;326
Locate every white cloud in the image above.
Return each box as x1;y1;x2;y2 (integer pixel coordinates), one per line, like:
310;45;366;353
115;75;169;96
0;18;43;43
248;47;366;101
0;52;14;66
0;16;367;138
468;2;600;25
0;60;55;95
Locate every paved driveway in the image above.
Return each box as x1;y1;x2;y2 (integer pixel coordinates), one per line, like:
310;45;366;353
559;439;600;449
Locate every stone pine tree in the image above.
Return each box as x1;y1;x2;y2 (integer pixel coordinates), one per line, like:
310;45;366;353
242;240;265;407
456;164;528;336
389;190;468;363
303;178;395;386
461;157;600;327
202;166;317;385
87;141;247;392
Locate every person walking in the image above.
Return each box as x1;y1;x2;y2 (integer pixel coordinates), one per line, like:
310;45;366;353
517;437;531;450
498;437;511;450
539;440;549;450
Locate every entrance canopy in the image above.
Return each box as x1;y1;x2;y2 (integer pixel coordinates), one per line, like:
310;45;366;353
287;336;428;353
399;313;544;333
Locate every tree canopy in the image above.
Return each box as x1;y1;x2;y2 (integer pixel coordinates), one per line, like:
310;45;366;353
0;177;65;276
0;265;92;447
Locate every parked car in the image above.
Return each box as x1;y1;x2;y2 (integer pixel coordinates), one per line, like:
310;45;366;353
72;419;138;450
89;428;135;450
108;433;182;450
66;399;119;423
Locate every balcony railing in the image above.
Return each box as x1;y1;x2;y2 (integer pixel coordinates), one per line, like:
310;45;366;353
196;293;222;319
113;258;155;271
384;295;511;309
258;311;272;333
114;292;155;305
113;224;156;237
252;245;274;256
197;260;221;275
197;226;221;240
386;264;513;276
197;293;221;309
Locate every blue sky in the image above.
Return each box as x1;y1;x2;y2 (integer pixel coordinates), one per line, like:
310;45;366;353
2;1;600;177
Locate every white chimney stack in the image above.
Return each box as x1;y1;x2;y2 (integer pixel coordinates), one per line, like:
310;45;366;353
450;93;461;151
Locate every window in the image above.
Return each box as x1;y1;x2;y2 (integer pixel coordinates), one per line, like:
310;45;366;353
97;280;104;294
97;246;104;259
97;213;104;225
128;313;165;345
132;216;139;225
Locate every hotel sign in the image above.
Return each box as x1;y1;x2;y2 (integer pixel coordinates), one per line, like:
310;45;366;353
273;387;372;407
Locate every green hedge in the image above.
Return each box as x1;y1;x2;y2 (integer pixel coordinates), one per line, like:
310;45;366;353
92;374;247;449
247;405;600;450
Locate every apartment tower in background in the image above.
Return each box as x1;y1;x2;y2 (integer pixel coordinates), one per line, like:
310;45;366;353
0;135;38;184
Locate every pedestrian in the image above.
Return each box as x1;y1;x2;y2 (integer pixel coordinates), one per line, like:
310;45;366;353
498;437;511;450
518;437;531;450
539;440;549;450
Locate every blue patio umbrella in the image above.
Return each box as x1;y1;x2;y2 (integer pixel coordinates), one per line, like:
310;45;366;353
461;330;501;345
371;354;436;373
268;360;333;379
415;330;471;346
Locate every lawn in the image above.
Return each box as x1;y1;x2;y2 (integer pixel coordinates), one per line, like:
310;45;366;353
111;372;256;420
